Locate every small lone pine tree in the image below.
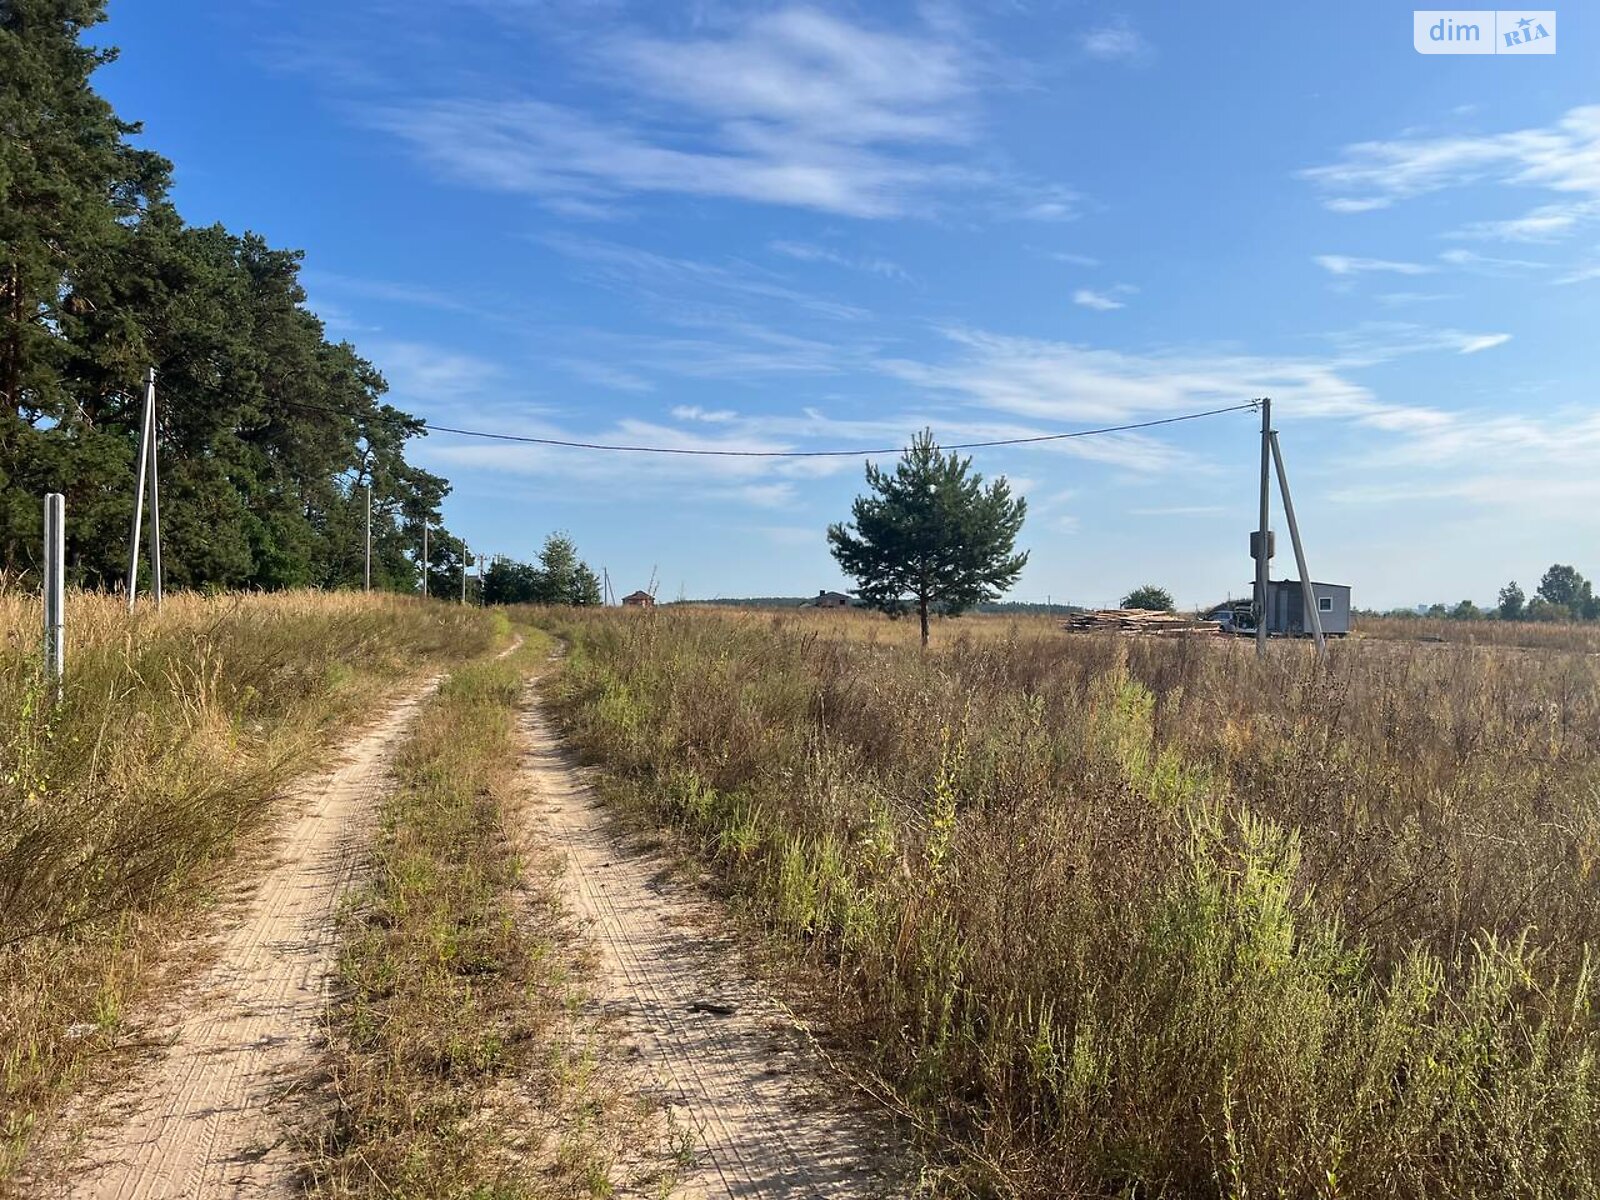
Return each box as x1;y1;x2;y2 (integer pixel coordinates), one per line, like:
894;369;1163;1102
827;431;1028;646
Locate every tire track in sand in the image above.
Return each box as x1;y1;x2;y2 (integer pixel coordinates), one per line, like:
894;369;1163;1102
517;694;902;1199
51;678;441;1200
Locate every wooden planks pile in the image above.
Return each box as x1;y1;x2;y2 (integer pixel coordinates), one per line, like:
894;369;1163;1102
1062;608;1222;636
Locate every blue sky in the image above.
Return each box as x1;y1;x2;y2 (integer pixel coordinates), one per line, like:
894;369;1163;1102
95;2;1598;607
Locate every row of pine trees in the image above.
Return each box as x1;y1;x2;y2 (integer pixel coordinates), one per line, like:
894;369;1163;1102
2;0;457;591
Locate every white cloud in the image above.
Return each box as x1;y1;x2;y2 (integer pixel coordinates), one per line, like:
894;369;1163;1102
1448;201;1600;243
1081;19;1148;61
560;359;656;393
1073;287;1125;310
768;239;910;280
1314;255;1436;276
373;8;1070;221
1301;106;1600;244
1438;248;1550;272
1049;251;1101;267
541;233;870;321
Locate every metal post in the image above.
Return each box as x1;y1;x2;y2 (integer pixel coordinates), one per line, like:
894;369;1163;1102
421;524;429;598
1255;397;1271;658
44;493;65;698
147;381;162;608
1270;431;1327;657
125;368;154;610
364;484;372;592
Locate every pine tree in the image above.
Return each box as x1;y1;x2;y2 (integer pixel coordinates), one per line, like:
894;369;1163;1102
828;431;1028;646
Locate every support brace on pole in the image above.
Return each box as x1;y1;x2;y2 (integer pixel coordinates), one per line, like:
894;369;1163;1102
1270;432;1327;657
125;368;155;611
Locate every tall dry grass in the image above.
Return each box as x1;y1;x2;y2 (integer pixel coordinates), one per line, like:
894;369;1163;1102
0;589;500;1178
545;608;1600;1197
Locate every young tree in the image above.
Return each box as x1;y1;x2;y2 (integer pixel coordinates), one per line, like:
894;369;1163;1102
827;431;1027;647
1122;584;1175;612
1537;564;1592;616
1498;581;1525;621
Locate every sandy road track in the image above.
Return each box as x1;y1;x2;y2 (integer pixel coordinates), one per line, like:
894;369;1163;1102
43;679;440;1200
517;696;901;1199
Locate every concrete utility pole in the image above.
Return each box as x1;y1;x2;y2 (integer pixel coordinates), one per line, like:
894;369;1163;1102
1255;397;1271;659
421;525;429;598
126;367;162;610
1270;432;1327;657
364;484;372;592
44;493;65;698
460;543;468;605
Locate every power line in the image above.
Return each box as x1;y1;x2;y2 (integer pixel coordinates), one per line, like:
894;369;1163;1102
275;394;1260;457
420;401;1261;457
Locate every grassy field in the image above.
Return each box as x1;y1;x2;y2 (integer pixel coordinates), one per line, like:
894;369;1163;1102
0;589;501;1179
543;606;1600;1198
304;633;672;1198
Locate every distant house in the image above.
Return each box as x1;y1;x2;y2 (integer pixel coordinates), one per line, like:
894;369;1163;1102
621;590;655;609
813;590;852;609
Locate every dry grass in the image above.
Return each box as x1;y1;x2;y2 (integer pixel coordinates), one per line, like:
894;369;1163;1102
303;635;676;1198
0;589;500;1180
1358;614;1600;653
544;608;1600;1198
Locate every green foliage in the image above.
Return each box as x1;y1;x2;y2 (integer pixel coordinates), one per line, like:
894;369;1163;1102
1498;580;1525;620
543;609;1600;1197
0;3;452;590
828;430;1027;644
1539;564;1598;619
479;533;603;606
1120;583;1175;612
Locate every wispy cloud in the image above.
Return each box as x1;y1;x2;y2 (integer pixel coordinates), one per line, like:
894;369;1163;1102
372;7;1070;221
1301;106;1600;246
540;233;870;321
768;239;910;280
1073;287;1126;310
1314;255;1435;276
1080;18;1149;61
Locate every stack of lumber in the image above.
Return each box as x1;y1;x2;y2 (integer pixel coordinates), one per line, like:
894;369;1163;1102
1061;608;1220;635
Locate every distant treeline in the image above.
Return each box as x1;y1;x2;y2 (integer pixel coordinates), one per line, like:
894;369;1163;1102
1;3;452;591
1368;564;1600;624
682;596;1085;615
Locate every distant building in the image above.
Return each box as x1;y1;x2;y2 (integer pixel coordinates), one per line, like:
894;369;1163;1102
621;590;655;608
813;590;852;609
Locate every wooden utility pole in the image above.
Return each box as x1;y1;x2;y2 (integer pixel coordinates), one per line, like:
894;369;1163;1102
1254;397;1271;659
44;493;64;698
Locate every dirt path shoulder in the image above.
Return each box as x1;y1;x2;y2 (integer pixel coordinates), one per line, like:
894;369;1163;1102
42;678;439;1200
517;695;904;1199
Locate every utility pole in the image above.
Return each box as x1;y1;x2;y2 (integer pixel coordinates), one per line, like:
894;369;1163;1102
44;493;65;699
126;367;163;610
421;524;429;598
1270;432;1328;657
1254;397;1272;659
364;484;372;592
460;542;468;605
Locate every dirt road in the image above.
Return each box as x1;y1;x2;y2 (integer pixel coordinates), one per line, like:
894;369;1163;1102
517;697;900;1199
50;679;439;1200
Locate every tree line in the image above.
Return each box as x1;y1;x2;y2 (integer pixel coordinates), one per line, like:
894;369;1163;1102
2;1;453;591
479;534;602;607
1375;564;1600;623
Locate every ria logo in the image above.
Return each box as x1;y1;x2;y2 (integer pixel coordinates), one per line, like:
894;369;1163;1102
1413;10;1557;53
